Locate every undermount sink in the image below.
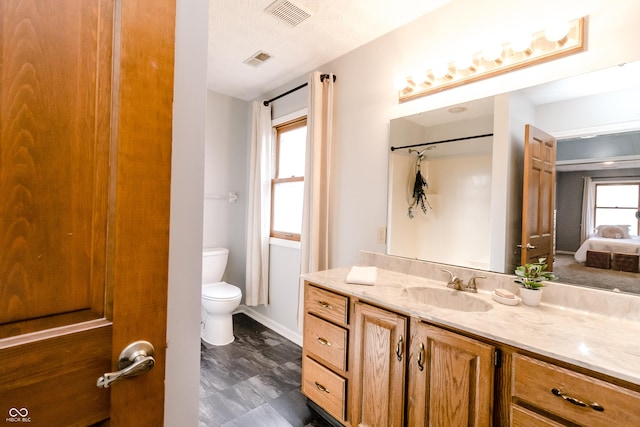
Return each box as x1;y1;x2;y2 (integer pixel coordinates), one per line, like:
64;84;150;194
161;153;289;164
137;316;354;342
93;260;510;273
402;287;493;312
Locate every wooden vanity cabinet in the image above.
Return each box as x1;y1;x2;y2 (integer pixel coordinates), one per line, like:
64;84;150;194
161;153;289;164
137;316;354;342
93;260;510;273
302;282;640;427
350;302;407;427
407;318;496;426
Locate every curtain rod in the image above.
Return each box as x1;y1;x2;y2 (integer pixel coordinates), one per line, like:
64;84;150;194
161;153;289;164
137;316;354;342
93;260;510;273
263;73;337;106
390;133;494;151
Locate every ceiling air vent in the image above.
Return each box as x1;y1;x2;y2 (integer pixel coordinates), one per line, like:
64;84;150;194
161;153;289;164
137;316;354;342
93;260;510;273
264;0;312;27
243;51;272;67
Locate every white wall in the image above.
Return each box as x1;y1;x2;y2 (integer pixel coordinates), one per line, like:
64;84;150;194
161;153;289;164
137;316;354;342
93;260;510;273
204;92;250;295
537;87;640;136
165;0;208;425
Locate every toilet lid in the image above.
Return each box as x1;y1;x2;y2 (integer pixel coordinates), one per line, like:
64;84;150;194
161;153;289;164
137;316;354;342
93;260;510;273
202;282;241;301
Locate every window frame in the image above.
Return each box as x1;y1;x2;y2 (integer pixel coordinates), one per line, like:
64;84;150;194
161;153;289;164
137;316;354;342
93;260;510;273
270;116;307;241
593;181;640;234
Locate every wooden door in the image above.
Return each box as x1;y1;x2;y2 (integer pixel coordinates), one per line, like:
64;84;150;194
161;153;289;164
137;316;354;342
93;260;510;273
350;302;406;427
0;1;175;426
406;319;494;426
521;125;557;267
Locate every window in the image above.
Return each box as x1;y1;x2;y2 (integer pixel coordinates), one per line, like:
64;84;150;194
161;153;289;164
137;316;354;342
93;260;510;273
594;182;640;235
271;117;307;241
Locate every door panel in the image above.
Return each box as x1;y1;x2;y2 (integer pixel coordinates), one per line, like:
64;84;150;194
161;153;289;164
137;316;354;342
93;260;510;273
0;0;108;336
521;125;556;267
407;319;495;426
351;302;406;427
0;0;175;425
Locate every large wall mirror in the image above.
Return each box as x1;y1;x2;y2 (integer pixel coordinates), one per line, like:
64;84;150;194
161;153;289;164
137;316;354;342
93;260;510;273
388;61;640;295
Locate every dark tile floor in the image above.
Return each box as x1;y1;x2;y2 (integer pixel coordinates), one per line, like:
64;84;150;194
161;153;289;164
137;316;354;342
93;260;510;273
199;313;333;427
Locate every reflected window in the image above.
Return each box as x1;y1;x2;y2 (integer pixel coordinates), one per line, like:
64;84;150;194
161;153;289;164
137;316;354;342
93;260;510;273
594;183;640;235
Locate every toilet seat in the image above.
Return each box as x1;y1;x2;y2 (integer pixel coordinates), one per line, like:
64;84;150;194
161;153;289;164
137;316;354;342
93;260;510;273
202;282;241;301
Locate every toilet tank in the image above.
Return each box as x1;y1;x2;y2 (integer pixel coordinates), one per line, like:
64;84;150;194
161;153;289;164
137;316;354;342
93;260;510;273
202;248;229;284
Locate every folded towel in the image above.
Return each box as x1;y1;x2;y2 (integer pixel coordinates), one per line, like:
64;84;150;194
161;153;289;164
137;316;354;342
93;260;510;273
346;266;377;286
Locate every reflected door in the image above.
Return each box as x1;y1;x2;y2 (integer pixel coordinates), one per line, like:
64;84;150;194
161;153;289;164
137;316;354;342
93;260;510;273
0;1;175;425
521;125;557;267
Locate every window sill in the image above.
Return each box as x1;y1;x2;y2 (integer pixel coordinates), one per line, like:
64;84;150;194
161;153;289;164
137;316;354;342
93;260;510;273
269;237;301;250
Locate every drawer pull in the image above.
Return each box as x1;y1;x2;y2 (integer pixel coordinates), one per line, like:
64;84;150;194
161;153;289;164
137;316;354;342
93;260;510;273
314;381;330;393
316;336;331;346
317;300;333;310
396;335;404;362
551;388;604;412
417;342;425;371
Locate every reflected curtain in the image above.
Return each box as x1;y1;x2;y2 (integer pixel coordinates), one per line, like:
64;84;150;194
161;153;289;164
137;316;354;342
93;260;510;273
245;101;272;306
580;176;594;244
298;72;336;327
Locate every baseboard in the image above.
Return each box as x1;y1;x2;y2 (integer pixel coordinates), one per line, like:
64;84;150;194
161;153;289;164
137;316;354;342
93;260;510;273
555;250;576;255
235;305;303;346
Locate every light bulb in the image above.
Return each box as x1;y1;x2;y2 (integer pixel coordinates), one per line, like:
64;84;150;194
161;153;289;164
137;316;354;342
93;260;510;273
393;75;411;91
482;43;503;63
432;61;452;79
411;70;430;86
545;20;570;45
511;33;533;54
454;54;476;72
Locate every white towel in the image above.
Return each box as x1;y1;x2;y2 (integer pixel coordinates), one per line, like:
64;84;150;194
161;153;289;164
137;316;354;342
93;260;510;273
345;266;377;286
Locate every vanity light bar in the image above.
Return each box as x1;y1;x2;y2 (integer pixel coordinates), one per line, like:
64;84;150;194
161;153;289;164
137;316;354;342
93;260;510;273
396;17;587;102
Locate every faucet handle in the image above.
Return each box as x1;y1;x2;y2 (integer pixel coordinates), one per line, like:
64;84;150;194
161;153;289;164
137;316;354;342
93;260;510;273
441;269;462;289
467;275;487;292
441;269;456;282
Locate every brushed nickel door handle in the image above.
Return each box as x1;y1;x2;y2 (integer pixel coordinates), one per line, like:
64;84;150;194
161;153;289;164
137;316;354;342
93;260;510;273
517;243;537;249
97;340;155;388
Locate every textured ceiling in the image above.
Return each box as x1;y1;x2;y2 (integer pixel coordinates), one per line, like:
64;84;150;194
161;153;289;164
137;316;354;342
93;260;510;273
208;0;450;100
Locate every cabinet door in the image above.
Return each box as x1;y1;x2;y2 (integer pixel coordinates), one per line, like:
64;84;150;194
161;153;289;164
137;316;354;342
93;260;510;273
351;302;407;427
407;319;495;426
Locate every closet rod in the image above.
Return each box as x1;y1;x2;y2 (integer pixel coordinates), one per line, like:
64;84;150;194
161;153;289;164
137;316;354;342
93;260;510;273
263;73;337;106
390;133;493;151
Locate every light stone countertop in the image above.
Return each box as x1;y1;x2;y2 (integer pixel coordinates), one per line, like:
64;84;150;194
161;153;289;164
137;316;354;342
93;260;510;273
302;266;640;387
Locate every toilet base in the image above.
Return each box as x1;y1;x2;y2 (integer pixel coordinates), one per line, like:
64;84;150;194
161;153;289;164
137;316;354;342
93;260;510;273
201;313;235;346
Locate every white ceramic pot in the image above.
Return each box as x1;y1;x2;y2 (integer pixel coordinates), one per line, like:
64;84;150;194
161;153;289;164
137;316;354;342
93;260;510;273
519;287;543;307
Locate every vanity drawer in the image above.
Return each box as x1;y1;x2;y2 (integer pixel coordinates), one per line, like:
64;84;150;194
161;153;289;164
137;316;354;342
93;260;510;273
511;405;564;426
302;356;346;422
305;284;348;326
512;354;640;426
303;314;347;372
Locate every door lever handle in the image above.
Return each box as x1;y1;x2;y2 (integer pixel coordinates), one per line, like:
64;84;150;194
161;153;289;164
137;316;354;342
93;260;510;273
517;243;537;249
97;340;155;388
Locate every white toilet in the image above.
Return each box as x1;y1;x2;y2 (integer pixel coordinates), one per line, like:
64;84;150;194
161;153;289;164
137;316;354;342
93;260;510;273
201;248;242;345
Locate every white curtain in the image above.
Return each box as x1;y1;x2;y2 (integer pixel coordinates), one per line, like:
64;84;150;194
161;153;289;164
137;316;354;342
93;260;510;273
580;176;594;244
298;72;335;327
245;101;272;306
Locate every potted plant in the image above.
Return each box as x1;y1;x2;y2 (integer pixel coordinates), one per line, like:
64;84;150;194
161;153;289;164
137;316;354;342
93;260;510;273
514;258;557;306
